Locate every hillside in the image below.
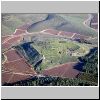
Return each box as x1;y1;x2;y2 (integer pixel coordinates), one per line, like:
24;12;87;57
1;14;48;36
1;13;98;86
2;14;97;37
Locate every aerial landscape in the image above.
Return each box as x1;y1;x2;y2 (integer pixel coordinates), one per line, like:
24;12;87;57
1;13;98;86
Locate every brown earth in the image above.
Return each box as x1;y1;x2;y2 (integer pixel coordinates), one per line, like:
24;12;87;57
42;62;80;78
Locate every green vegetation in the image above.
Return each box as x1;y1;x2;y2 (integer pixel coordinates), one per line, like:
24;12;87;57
2;14;48;35
77;47;98;83
2;14;97;37
81;48;98;74
32;39;79;70
31;38;90;70
2;14;25;35
3;76;97;86
78;73;98;83
59;14;97;36
1;24;14;34
28;14;67;32
1;54;5;62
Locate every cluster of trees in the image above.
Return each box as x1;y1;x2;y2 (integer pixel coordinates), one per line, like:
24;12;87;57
74;38;92;44
78;73;98;83
2;54;5;62
77;47;98;83
81;47;98;75
3;76;97;86
33;39;51;50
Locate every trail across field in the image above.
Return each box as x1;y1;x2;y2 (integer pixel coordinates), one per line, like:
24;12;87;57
2;28;37;84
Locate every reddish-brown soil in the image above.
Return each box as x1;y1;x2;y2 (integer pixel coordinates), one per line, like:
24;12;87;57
42;62;80;78
43;29;89;40
8;74;32;83
2;56;36;84
2;72;13;84
59;31;74;37
2;36;21;50
3;59;36;75
44;29;59;35
7;36;21;44
2;36;11;43
2;71;33;84
4;49;22;62
2;43;12;50
14;29;26;35
2;36;36;84
17;24;31;30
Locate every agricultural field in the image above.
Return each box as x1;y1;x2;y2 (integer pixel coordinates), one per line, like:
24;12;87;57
31;38;91;71
1;13;98;86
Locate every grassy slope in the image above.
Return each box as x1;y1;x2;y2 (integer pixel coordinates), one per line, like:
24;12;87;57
58;14;97;37
2;14;24;35
1;14;48;36
2;14;97;37
28;14;66;32
1;24;14;35
28;14;97;38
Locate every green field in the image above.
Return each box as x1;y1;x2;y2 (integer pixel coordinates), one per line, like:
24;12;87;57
31;38;91;70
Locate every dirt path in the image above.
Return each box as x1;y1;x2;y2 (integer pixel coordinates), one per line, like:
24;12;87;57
71;33;76;38
83;14;97;32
